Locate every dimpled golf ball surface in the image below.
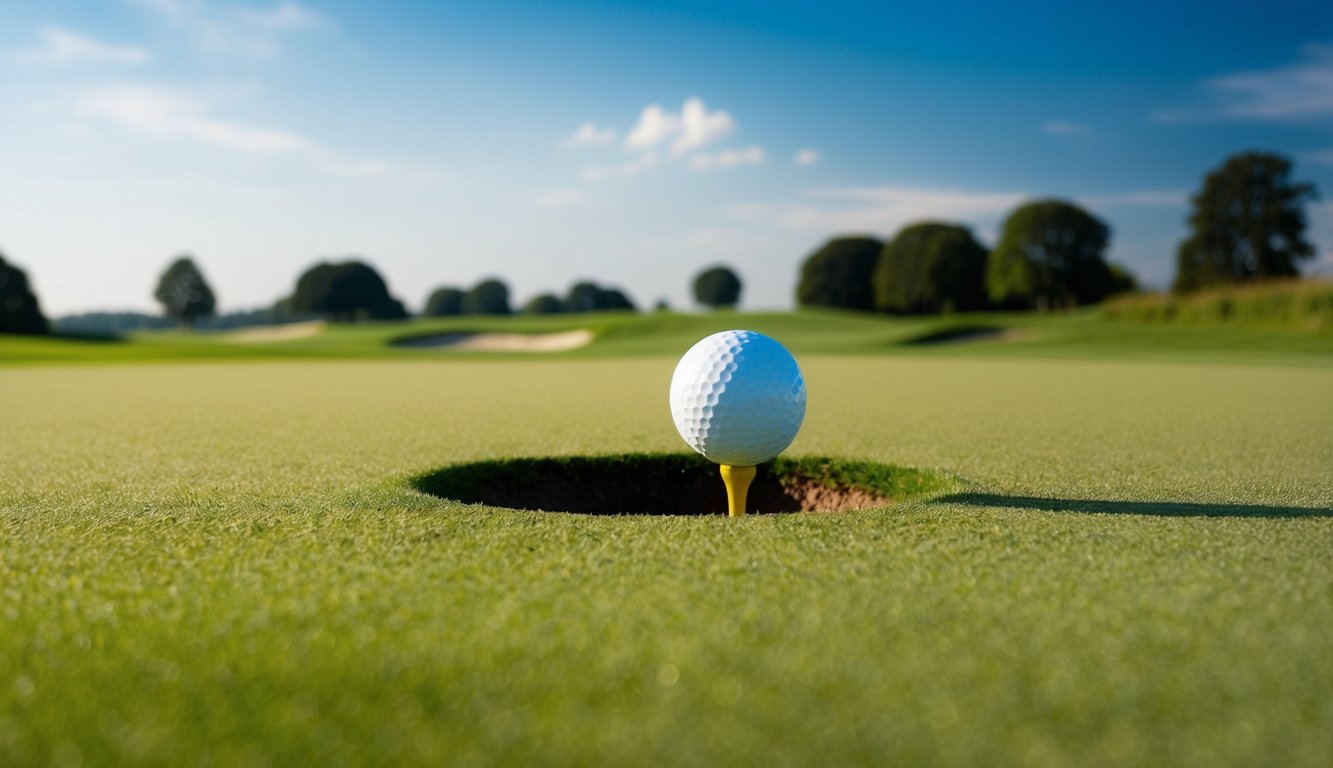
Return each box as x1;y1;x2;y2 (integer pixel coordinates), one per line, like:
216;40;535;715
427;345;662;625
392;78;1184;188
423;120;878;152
670;330;806;466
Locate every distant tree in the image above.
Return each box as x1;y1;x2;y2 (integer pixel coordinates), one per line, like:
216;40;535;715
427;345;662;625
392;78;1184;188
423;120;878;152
566;281;604;313
424;286;466;317
0;253;49;335
463;278;511;315
796;237;882;311
597;287;636;311
565;281;637;313
693;265;743;309
875;222;988;314
154;255;216;328
987;200;1113;310
288;260;409;322
522;294;565;314
1173;152;1318;293
654;298;671;312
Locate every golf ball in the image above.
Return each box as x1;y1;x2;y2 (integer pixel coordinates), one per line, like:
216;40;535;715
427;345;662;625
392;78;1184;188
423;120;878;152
669;330;806;466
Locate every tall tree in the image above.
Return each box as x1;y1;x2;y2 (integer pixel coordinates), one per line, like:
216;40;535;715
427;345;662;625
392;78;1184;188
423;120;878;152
875;222;988;314
987;200;1113;310
154;255;217;328
288;260;408;321
1173;152;1318;293
463;278;512;315
796;237;882;311
693;265;743;309
0;253;49;335
424;286;466;316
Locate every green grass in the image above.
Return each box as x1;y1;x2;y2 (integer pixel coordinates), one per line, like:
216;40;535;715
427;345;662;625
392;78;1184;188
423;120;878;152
1;329;1331;765
1104;279;1333;331
3;307;1332;366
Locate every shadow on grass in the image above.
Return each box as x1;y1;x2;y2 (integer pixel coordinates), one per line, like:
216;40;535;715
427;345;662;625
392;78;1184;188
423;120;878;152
53;331;126;343
409;453;960;516
937;493;1332;518
899;324;1012;346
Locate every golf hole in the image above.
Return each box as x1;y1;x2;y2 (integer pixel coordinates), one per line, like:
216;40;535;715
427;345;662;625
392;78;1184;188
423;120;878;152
409;453;959;515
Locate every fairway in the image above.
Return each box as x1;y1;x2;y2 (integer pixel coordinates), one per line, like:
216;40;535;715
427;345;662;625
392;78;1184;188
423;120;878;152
3;340;1332;765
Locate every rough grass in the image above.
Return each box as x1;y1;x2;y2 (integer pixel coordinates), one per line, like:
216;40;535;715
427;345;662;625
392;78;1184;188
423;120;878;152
1;352;1331;766
1104;279;1333;331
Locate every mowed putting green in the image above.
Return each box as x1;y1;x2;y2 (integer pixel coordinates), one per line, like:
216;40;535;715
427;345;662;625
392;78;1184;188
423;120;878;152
2;320;1332;765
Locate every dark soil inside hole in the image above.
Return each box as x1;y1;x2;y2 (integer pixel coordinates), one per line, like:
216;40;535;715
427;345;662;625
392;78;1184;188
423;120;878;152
409;453;957;515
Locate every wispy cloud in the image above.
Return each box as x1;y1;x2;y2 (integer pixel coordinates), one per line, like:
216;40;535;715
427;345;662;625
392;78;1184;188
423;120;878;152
74;84;386;175
129;0;329;57
562;121;617;148
14;26;150;65
238;1;324;32
732;185;1026;236
690;145;764;170
78;86;316;153
793;148;820;167
624;97;735;155
1155;43;1333;122
581;151;659;182
1041;120;1091;137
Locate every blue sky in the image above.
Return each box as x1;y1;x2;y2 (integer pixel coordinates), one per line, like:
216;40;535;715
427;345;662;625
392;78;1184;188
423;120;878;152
2;0;1332;315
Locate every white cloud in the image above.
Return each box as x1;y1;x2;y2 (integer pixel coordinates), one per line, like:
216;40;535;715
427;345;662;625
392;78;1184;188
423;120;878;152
671;98;735;154
624;104;680;150
1079;189;1188;208
129;0;329;57
689;145;764;170
1156;43;1333;122
562;121;617;148
238;1;324;32
14;26;150;65
794;148;820;167
537;188;586;208
623;97;734;154
77;86;317;153
73;84;388;176
581;151;658;182
1041;120;1091;137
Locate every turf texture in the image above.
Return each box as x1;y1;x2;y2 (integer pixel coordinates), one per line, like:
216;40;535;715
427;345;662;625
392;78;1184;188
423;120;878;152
1;343;1331;765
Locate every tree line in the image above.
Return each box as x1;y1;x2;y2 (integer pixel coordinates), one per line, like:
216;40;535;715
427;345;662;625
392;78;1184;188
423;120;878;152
0;150;1320;335
796;200;1136;314
795;152;1318;314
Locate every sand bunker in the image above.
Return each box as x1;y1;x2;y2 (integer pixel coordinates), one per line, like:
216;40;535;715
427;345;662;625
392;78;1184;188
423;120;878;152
394;329;594;352
224;321;325;343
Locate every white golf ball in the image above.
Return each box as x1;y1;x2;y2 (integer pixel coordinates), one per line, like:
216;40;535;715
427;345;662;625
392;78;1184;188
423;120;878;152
669;330;806;466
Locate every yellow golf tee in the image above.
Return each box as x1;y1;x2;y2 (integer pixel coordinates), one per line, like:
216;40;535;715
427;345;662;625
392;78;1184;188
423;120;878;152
720;464;757;517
